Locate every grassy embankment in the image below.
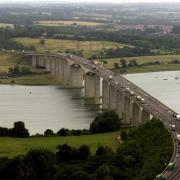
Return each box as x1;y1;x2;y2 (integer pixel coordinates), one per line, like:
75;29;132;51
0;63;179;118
13;37;131;58
104;54;180;73
0;52;61;85
0;131;119;158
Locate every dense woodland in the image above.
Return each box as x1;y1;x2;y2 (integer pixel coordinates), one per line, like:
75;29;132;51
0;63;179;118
0;119;172;180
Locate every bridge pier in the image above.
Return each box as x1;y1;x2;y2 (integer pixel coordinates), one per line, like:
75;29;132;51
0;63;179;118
102;80;109;109
141;109;150;124
55;59;59;78
132;102;141;126
116;90;124;119
63;60;70;85
32;55;37;67
84;72;100;104
69;64;83;88
45;57;51;72
109;85;117;110
124;96;132;125
50;59;56;76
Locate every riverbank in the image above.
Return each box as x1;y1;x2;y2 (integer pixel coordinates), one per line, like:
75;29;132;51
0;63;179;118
0;74;62;85
0;131;120;157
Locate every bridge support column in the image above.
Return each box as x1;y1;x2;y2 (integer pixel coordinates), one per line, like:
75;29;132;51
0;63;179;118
132;102;141;126
69;64;83;88
141;109;150;124
50;58;56;76
124;96;132;125
102;80;109;109
63;60;70;85
84;72;100;104
109;85;117;110
116;90;124;119
55;59;59;78
32;55;37;67
45;57;51;72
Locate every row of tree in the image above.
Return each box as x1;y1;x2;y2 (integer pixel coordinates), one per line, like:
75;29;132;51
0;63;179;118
44;111;121;136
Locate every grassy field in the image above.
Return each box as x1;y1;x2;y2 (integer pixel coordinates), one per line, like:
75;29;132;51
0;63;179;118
0;52;22;72
33;20;103;27
0;74;61;85
0;131;120;157
13;38;130;57
0;23;14;28
125;64;180;73
104;54;180;68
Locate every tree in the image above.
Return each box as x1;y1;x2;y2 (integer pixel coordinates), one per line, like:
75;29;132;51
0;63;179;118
90;111;121;133
120;59;127;68
56;144;72;163
114;62;120;69
96;146;113;156
25;149;56;180
44;129;54;136
120;130;128;141
57;128;68;136
9;121;29;137
79;145;90;160
40;37;45;46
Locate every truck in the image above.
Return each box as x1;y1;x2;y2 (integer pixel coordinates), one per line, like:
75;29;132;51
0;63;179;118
176;134;180;153
176;114;180;120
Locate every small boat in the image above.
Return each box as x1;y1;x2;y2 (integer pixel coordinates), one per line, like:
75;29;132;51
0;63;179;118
163;78;168;80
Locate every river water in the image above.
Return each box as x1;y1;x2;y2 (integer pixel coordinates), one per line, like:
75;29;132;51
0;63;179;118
0;85;98;135
0;71;180;134
123;71;180;114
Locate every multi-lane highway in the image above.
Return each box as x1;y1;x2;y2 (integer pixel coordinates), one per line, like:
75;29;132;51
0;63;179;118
28;53;180;179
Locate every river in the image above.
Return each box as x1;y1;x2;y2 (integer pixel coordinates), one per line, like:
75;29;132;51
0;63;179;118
0;85;98;135
123;71;180;114
0;71;180;134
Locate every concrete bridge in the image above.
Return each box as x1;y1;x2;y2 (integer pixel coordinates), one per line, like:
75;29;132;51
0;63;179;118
27;53;180;179
30;53;156;126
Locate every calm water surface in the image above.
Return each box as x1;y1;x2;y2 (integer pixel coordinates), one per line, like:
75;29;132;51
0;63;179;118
0;85;98;135
1;71;180;134
123;71;180;114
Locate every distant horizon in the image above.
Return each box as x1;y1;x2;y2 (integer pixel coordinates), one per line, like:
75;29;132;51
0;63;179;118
1;0;180;4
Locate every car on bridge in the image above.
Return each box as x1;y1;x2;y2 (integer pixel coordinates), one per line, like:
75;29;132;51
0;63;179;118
155;174;165;180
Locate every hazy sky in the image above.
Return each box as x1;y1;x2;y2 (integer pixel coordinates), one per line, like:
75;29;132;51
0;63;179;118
1;0;180;3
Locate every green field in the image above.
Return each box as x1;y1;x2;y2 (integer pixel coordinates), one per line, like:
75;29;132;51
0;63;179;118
13;37;130;57
103;55;180;73
104;54;180;68
0;52;22;72
126;64;180;73
0;23;14;28
0;131;119;157
0;74;61;85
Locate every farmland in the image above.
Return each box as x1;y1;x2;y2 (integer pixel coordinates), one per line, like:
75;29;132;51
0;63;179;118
34;20;103;27
0;131;119;157
13;37;130;57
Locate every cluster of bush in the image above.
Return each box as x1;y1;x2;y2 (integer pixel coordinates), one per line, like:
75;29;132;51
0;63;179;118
0;119;173;180
43;111;121;137
0;121;29;137
8;66;31;76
